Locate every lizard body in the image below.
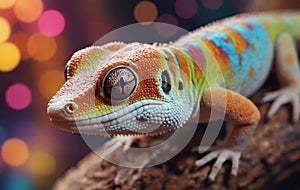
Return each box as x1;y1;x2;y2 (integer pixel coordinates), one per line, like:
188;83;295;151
47;11;300;180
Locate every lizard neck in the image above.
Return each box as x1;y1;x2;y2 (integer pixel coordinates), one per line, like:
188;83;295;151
157;41;211;119
157;37;230;118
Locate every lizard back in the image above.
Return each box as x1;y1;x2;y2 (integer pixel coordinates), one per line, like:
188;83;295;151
170;11;300;96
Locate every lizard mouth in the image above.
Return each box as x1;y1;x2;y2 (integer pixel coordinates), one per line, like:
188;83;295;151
50;99;167;136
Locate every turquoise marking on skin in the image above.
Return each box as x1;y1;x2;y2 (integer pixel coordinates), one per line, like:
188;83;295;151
196;31;240;74
159;49;171;71
159;50;169;60
165;48;182;78
226;18;271;75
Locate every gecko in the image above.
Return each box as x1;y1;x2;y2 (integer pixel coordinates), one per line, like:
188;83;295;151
47;11;300;181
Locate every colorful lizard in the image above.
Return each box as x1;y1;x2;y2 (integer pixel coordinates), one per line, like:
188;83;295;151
47;11;300;181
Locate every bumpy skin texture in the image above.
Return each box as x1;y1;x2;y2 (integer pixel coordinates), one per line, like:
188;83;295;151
47;11;300;181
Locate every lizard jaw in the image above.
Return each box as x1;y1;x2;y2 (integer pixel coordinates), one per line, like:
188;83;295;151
48;99;179;136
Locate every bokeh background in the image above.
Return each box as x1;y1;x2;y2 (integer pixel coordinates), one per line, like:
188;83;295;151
0;0;299;189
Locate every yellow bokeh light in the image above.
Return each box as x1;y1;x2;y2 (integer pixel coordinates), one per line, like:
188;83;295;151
134;1;158;23
0;17;11;42
38;70;64;100
28;150;56;176
1;138;29;167
0;42;21;72
11;31;30;60
0;0;16;9
27;33;57;62
14;0;43;23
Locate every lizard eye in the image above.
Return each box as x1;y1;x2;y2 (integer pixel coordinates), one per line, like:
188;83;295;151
102;66;138;101
64;65;69;81
161;70;171;94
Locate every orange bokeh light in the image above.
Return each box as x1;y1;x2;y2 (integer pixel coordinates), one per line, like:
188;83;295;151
14;0;43;23
1;138;29;167
27;33;57;62
134;1;158;23
38;70;64;100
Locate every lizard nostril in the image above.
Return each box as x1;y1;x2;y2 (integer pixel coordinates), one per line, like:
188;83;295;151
65;102;78;114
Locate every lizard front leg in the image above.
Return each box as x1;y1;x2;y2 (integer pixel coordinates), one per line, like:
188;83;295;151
196;87;260;181
262;32;300;122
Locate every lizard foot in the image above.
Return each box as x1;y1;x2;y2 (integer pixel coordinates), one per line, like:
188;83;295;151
262;87;300;122
195;148;241;181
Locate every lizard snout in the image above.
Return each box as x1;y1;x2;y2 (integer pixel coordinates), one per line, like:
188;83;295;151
47;101;78;121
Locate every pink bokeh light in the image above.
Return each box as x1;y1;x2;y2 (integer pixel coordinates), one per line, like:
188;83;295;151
38;10;65;37
201;0;224;10
5;83;32;110
155;14;179;37
175;0;198;19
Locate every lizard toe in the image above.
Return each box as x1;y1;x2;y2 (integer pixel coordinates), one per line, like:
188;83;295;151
196;148;241;181
262;87;300;122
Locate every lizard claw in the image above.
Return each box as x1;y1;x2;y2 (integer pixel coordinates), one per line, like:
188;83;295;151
195;148;241;181
262;87;300;122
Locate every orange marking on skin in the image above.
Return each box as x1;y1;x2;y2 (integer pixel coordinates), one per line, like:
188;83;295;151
125;50;167;101
170;48;190;75
201;39;232;73
252;38;256;44
251;46;256;52
249;68;255;79
223;28;250;54
285;54;295;65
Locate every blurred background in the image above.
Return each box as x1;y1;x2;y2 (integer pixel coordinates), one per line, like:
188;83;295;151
0;0;299;189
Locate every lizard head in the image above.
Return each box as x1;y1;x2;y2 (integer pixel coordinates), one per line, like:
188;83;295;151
47;42;196;136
